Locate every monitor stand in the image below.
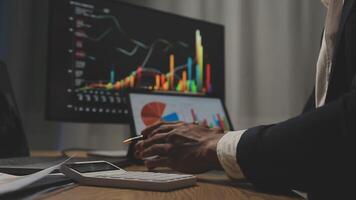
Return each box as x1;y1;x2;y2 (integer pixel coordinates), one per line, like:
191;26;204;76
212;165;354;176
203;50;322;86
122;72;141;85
58;123;130;157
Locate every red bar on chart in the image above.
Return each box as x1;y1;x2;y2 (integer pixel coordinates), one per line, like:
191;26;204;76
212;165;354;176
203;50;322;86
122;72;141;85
191;109;197;122
206;64;211;92
137;66;142;84
216;113;225;130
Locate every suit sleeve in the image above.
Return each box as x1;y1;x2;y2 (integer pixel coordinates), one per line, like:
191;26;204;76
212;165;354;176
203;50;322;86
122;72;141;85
236;90;356;192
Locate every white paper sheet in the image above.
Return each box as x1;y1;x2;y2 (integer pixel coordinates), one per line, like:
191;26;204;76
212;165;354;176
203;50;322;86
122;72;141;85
0;158;70;195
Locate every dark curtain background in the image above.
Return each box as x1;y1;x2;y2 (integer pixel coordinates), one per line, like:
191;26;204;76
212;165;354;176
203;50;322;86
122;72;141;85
0;0;61;150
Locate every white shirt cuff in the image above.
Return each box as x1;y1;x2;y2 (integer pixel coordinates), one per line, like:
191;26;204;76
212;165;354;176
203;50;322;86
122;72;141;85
217;130;246;179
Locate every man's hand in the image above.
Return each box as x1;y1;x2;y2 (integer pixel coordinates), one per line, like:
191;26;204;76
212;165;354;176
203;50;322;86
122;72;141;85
135;121;225;174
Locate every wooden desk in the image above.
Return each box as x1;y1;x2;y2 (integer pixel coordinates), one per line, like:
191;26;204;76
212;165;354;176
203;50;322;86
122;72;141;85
31;151;302;200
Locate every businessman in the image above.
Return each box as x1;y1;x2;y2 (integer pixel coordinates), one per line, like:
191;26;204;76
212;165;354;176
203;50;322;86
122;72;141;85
136;0;355;199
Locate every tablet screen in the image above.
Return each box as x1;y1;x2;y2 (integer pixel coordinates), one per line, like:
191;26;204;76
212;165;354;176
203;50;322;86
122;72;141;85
129;93;232;135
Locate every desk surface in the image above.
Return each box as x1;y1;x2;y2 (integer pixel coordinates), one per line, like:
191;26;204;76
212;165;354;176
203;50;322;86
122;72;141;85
31;151;302;200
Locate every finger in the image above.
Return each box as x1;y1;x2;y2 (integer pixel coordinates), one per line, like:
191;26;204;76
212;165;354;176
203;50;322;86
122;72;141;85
134;150;141;159
140;120;165;137
135;140;145;151
141;121;183;137
144;157;170;170
147;123;184;138
210;127;224;133
194;121;209;128
141;132;170;149
141;143;173;158
166;131;197;144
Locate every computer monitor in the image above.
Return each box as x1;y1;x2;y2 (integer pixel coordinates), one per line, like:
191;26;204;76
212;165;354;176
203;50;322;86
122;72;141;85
46;0;225;123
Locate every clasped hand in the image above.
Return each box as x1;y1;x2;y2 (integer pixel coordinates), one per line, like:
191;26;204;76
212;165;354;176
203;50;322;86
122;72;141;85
135;121;224;174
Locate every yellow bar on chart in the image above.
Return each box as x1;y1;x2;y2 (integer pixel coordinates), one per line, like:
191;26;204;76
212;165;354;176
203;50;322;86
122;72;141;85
130;75;135;88
196;30;201;63
163;82;169;91
170;54;175;90
199;46;204;90
155;75;160;90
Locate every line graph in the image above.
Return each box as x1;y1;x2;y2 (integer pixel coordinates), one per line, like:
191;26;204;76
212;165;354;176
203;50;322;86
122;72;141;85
117;45;143;56
70;7;212;94
80;12;192;72
85;27;113;42
85;13;191;69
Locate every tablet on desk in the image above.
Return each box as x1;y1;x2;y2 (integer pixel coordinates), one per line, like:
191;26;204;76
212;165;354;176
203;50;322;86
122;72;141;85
127;91;234;160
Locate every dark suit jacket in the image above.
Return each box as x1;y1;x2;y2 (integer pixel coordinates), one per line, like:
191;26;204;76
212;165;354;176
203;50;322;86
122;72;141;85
236;1;356;199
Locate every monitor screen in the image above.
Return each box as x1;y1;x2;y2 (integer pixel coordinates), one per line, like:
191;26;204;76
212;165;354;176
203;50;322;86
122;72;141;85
46;0;225;123
129;93;232;136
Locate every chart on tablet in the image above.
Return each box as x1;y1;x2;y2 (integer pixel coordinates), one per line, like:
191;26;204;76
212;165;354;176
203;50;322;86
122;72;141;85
130;94;231;133
141;102;180;126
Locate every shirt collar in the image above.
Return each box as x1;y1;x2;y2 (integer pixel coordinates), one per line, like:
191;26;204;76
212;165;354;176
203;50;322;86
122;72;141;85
321;0;329;7
322;0;345;8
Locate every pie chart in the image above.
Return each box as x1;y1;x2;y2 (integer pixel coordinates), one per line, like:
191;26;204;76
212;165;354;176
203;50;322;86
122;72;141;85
141;101;180;126
141;102;166;126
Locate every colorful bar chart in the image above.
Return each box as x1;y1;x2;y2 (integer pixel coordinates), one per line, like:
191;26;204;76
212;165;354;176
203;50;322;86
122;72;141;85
140;103;228;130
79;29;213;94
190;108;229;130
